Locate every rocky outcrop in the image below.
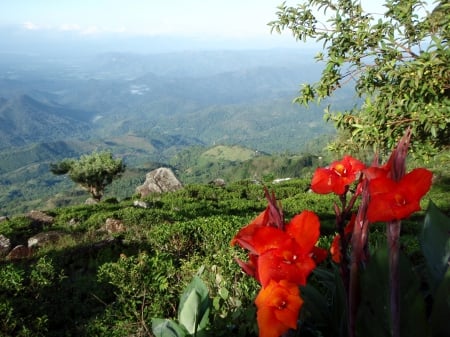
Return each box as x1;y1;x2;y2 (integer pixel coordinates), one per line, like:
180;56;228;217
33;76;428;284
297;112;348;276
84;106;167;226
209;178;226;187
7;245;33;260
136;167;183;198
25;210;54;229
28;231;66;248
133;200;149;208
0;234;11;257
103;218;125;234
85;198;99;205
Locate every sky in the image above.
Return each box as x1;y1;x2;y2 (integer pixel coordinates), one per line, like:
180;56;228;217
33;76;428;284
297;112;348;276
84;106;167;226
2;0;293;38
0;0;401;54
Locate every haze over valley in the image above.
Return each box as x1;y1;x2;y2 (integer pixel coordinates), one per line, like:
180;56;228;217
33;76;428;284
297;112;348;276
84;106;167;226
0;8;360;214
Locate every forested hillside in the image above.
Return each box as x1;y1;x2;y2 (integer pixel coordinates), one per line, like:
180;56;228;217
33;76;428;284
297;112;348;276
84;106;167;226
0;49;343;216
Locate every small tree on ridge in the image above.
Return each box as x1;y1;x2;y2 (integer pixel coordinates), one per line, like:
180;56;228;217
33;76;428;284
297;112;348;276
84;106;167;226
50;151;125;201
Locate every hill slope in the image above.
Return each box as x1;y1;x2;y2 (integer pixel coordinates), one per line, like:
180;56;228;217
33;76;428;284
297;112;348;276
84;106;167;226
0;95;92;149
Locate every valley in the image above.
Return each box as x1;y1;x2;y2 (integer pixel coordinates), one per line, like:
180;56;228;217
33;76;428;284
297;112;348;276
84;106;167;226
0;49;350;215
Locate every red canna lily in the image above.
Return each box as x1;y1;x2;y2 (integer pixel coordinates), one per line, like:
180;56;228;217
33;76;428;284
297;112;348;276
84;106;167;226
234;253;259;279
330;234;342;263
257;238;317;286
330;214;355;264
255;279;303;337
234;210;322;287
311;155;366;195
255;211;321;286
367;168;432;222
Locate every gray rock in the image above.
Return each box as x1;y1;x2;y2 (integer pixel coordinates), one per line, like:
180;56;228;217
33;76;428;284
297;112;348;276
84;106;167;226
25;210;54;228
133;200;149;208
136;167;183;198
210;178;226;187
28;231;65;248
0;234;11;257
104;218;125;234
85;198;99;205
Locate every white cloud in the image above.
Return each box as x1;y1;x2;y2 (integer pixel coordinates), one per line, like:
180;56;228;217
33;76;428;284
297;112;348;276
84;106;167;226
80;25;102;35
59;23;81;31
22;21;40;30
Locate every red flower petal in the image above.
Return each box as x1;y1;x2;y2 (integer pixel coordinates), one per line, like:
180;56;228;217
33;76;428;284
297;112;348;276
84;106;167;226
330;234;342;263
401;168;433;199
311;167;336;194
258;240;316;287
251;227;291;254
311;156;365;195
255;280;303;337
367;168;432;222
285;210;320;254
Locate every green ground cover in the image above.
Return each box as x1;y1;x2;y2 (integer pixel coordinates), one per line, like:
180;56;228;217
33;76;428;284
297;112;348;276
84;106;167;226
0;171;448;336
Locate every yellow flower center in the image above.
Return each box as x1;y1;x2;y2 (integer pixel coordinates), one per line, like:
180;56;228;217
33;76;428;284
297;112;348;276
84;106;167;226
333;163;347;176
394;193;407;206
282;250;297;264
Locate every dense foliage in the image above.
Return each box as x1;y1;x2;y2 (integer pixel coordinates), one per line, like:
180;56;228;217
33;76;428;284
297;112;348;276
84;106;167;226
50;151;125;201
270;0;450;157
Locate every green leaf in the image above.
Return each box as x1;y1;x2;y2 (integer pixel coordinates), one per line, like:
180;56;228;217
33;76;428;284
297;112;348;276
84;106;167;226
152;318;188;337
178;276;210;335
356;247;429;337
430;268;450;337
300;266;347;337
419;200;450;292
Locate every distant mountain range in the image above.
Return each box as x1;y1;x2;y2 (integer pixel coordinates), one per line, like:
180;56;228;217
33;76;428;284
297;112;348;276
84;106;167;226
0;95;92;149
0;49;356;214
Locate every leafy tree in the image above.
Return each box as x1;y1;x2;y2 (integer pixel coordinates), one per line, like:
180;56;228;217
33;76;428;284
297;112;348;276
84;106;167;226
50;151;125;201
269;0;450;158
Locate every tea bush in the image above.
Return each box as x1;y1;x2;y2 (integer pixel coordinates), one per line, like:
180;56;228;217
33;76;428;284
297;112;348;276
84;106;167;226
0;175;447;336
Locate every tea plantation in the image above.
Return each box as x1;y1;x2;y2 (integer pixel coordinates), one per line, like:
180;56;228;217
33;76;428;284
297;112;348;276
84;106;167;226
0;174;448;336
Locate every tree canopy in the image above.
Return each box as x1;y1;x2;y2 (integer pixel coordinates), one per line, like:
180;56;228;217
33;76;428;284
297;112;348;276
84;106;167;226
50;151;125;201
269;0;450;158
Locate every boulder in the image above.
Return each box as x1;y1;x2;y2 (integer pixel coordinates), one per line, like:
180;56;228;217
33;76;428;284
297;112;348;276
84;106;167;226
0;234;11;257
104;218;125;234
133;200;149;208
136;167;183;198
85;198;99;205
7;245;33;260
28;231;65;248
25;210;54;229
209;178;226;187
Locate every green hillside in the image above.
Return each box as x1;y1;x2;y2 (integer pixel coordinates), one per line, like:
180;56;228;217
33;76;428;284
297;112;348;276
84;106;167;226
0;168;448;336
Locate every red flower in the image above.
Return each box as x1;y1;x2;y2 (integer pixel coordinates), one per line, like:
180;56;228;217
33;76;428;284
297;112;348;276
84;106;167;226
255;279;303;337
257;237;317;287
330;234;342;263
230;207;271;253
255;211;321;287
232;209;322;287
311;155;366;195
330;215;355;264
367;168;432;222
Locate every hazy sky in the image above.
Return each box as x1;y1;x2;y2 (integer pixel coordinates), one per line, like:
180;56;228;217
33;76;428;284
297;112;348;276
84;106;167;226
2;0;292;38
0;0;412;54
1;0;390;38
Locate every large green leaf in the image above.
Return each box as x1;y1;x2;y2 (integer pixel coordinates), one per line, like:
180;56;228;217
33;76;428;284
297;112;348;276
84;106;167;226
356;247;429;337
419;200;450;292
430;268;450;337
301;266;348;337
178;276;210;336
152;318;188;337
